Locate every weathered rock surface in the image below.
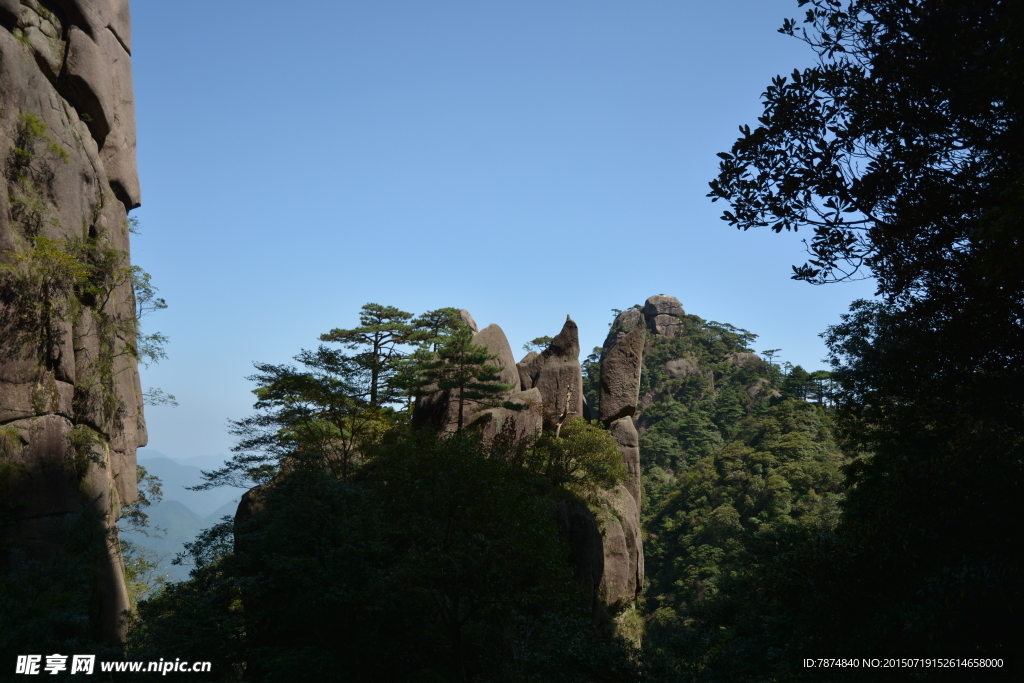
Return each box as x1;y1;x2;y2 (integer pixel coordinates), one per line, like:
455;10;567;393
602;308;643;354
0;0;19;28
553;495;606;626
517;351;538;390
745;377;781;402
472;323;520;391
642;294;685;337
595;485;644;609
1;0;143;639
726;352;762;367
598;325;644;425
610;417;641;507
665;357;700;379
519;317;584;430
412;310;643;618
412;319;523;432
467;387;543;442
459;308;478;333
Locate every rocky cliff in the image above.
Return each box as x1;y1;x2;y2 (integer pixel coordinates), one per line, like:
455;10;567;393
0;0;142;638
414;312;648;619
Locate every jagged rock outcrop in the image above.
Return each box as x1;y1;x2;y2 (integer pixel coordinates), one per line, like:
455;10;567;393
665;357;700;378
1;0;142;638
412;311;644;615
468;387;544;443
473;323;520;391
609;417;641;507
595;323;645;605
517;317;584;430
726;351;761;367
516;350;537;390
553;494;606;625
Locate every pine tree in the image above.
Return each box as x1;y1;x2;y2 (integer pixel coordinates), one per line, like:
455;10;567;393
416;327;517;432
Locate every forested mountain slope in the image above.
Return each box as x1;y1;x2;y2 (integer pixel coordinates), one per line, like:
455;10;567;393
584;298;849;676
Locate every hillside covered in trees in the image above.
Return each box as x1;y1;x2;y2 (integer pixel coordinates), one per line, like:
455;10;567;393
113;296;846;682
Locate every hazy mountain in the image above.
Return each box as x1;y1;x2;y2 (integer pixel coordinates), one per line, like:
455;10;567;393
136;454;241;517
127;497;241;584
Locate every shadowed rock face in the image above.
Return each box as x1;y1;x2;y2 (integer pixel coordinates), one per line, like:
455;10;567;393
1;0;142;639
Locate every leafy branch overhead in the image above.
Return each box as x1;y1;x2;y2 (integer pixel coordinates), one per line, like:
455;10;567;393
708;0;1023;300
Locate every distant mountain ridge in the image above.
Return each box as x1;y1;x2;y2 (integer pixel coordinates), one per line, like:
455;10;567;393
137;450;238;517
125;497;241;584
130;450;241;582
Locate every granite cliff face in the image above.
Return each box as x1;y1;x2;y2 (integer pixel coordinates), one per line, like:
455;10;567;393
0;0;142;637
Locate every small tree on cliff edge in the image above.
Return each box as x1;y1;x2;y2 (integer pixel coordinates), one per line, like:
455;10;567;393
415;327;519;432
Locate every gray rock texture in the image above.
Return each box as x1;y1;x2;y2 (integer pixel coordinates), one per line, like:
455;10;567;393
609;416;641;507
598;325;644;425
467;387;543;443
642;294;685;337
459;309;478;333
726;352;762;367
601;308;643;354
1;0;143;639
0;0;19;28
518;317;584;430
595;485;644;609
516;351;538;390
413;322;522;433
413;311;643;617
553;495;606;627
665;357;700;379
472;324;520;392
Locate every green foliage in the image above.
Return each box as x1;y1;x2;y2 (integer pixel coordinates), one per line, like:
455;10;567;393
581;346;602;416
130;434;639;682
633;314;773;478
120;465;164;535
197;345;394;489
131;265;170;367
522;335;553;353
6;112;69;236
527;417;628;492
66;424;103;482
415;326;519;432
643;400;845;614
0;504;125;669
320;302;417;407
697;0;1024;673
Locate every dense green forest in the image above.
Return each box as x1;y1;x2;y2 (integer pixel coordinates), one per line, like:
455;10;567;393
4;0;1022;680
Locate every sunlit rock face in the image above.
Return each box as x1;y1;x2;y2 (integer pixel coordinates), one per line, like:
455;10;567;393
1;0;143;638
642;294;685;337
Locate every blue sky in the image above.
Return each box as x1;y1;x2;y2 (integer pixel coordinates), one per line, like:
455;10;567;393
130;1;876;462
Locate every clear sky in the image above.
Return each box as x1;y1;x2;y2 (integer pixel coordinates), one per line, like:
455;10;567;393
130;0;876;462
